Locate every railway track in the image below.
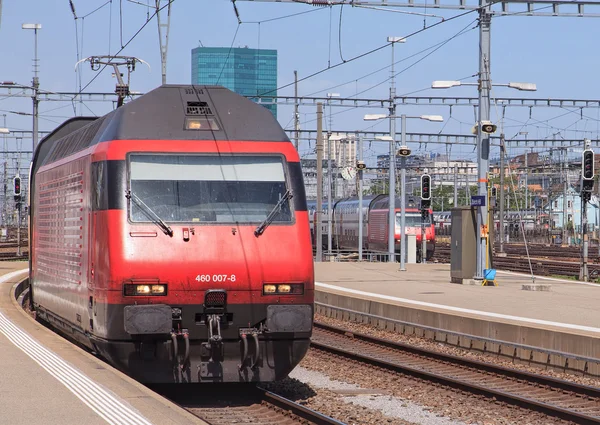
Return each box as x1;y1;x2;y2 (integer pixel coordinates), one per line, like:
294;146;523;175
152;384;346;425
312;322;600;424
433;243;600;278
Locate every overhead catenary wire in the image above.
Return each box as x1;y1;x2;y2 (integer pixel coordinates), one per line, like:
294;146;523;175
216;23;241;86
74;0;173;98
256;0;508;98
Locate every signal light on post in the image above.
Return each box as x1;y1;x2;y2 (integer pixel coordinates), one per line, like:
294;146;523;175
13;176;21;196
582;149;595;180
491;187;497;198
421;174;431;201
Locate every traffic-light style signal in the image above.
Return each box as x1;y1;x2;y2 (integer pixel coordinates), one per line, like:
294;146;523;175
582;149;595;180
13;176;21;197
356;160;366;170
491;186;497;198
421;174;431;201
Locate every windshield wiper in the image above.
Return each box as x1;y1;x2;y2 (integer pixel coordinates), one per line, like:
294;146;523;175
127;190;174;237
254;190;293;237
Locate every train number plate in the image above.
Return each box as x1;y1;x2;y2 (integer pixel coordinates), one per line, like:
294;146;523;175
195;274;236;283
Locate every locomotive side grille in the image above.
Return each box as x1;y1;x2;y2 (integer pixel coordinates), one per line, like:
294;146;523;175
186;101;213;116
204;290;227;308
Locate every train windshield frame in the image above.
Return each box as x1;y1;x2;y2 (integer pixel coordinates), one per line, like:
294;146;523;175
127;153;294;225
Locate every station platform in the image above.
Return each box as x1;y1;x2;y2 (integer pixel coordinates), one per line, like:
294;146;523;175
0;262;206;425
314;262;600;374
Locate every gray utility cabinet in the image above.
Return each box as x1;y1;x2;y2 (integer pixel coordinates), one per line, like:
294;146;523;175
450;207;477;284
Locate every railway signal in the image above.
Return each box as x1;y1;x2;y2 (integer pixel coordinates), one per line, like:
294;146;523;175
582;149;594;180
13;175;20;196
581;149;595;203
421;174;431;210
580;146;594;281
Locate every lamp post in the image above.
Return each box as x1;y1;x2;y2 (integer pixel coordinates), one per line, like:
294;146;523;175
432;79;536;280
366;114;443;269
22;23;41;154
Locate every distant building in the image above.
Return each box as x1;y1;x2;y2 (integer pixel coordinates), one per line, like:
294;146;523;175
191;46;277;118
546;189;600;232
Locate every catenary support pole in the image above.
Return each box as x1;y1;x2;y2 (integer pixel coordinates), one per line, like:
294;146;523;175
499;134;505;253
316;103;323;262
475;2;492;280
358;135;364;261
399;115;407;271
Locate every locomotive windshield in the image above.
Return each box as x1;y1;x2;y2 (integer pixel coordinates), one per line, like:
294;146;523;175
128;154;293;224
396;213;433;227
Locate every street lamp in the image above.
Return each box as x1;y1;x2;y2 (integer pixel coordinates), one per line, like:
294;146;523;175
366;114;444;270
432;78;536;282
22;23;41;154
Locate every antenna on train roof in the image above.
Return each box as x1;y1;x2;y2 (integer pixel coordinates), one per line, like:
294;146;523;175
75;55;150;108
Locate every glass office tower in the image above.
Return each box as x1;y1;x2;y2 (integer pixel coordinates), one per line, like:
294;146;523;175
191;46;277;118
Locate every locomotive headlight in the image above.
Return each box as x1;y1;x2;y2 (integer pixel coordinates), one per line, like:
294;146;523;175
263;284;304;295
137;285;151;294
124;283;168;296
263;284;277;294
151;285;166;294
277;284;291;293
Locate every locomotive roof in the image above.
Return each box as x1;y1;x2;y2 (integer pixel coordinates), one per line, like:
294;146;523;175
36;85;289;167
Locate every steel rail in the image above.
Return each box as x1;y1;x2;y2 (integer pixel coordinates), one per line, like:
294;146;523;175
258;388;348;425
312;322;600;424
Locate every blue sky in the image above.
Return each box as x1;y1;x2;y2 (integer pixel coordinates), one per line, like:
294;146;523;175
2;0;600;166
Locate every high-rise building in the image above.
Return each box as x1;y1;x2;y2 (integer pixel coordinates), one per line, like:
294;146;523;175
191;46;277;118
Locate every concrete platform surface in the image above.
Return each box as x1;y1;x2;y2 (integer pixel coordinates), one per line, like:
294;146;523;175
314;262;600;337
0;262;207;425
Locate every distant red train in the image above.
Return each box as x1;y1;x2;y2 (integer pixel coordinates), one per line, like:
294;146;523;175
28;85;314;383
307;194;435;260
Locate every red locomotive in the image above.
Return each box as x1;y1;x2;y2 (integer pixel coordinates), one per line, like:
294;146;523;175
308;194;435;260
28;85;314;383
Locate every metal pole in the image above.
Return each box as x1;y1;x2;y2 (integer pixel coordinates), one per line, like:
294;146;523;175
453;164;458;208
563;149;568;245
475;3;492;280
32;28;39;153
16;205;21;256
316;103;323;262
327;131;333;257
400;115;406;271
358;135;364;261
581;197;588;281
388;41;397;263
421;210;426;264
525;151;528;211
294;70;299;152
465;175;469;205
499;134;505;253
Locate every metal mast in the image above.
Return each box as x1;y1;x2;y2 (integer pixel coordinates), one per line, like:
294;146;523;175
156;0;172;85
475;0;492;280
